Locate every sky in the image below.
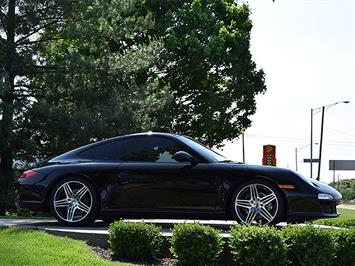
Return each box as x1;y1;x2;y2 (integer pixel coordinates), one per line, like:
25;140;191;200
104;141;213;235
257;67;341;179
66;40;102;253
220;0;355;184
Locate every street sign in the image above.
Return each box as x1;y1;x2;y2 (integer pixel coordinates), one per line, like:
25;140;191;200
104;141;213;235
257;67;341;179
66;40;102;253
262;145;276;166
303;159;320;163
329;160;355;171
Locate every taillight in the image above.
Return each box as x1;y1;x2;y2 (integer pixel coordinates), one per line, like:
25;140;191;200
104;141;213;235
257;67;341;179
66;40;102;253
19;170;38;179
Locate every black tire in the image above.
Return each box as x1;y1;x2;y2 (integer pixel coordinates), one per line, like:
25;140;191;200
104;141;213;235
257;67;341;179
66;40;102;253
230;179;285;225
50;176;99;226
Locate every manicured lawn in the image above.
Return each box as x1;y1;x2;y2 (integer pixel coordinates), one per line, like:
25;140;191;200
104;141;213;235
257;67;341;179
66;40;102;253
341;202;355;206
0;228;136;266
312;208;355;228
338;208;355;218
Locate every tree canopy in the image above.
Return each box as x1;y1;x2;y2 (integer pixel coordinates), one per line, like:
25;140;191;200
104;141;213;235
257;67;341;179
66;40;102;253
144;0;266;146
330;179;355;200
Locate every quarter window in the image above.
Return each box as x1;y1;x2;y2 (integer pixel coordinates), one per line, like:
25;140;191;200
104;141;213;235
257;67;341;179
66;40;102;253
79;141;123;161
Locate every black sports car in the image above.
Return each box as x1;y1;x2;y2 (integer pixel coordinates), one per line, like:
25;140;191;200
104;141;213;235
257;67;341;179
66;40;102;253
15;132;341;226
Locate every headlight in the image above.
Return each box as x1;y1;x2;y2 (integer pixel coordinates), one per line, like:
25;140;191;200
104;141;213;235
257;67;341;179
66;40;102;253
318;193;334;200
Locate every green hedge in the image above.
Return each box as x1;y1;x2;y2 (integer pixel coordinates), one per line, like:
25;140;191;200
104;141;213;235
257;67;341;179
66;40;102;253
332;228;355;266
229;226;287;266
170;223;224;265
107;220;355;265
108;220;162;260
313;217;355;228
281;226;334;266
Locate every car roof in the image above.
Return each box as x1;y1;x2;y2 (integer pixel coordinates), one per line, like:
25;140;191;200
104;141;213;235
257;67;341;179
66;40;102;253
49;132;181;161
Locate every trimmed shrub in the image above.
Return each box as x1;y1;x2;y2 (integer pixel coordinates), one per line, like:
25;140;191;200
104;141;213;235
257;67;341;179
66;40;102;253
313;217;355;228
281;226;334;266
229;225;287;266
108;220;162;260
170;223;224;265
332;228;355;266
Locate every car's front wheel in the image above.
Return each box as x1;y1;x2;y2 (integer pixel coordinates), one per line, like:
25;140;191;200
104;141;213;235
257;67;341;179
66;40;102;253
231;180;284;225
50;177;99;226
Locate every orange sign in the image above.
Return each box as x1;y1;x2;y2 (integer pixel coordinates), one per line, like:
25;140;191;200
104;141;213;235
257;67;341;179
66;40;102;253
262;145;276;166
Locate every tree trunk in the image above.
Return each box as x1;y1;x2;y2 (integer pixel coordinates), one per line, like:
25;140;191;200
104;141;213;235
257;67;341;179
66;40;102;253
0;0;16;209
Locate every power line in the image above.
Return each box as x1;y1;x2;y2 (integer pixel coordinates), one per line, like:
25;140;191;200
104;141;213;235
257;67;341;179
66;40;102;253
245;133;355;146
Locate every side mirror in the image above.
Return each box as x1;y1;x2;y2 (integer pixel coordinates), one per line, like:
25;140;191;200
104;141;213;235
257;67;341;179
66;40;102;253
172;151;197;163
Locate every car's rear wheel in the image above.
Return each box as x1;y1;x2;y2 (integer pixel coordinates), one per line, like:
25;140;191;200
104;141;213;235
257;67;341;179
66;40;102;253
50;177;98;226
231;180;284;225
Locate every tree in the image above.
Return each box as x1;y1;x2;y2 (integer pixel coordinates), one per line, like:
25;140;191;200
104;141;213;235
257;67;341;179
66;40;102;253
330;179;355;200
143;0;266;147
17;0;166;162
0;0;91;205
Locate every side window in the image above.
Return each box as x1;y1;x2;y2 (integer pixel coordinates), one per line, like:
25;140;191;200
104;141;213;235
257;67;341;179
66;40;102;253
79;141;123;161
120;136;187;163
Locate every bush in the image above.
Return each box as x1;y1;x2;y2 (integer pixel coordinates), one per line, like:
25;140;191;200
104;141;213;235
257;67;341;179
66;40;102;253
108;220;162;260
332;228;355;266
170;223;224;265
281;226;334;266
313;217;355;228
229;225;287;266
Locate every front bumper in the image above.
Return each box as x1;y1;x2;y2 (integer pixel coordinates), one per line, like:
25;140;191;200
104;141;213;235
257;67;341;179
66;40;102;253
286;198;340;222
285;180;342;222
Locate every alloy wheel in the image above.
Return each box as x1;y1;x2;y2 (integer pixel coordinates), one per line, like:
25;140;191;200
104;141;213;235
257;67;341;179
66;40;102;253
53;181;93;223
234;183;279;225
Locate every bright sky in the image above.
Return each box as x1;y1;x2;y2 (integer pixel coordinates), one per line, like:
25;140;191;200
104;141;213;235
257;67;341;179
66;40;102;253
220;0;355;184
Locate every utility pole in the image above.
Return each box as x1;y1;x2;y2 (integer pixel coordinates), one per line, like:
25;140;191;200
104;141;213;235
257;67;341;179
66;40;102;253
317;106;325;181
242;133;245;163
310;109;313;179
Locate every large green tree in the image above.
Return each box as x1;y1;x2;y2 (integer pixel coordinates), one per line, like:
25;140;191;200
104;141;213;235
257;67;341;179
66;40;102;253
143;0;266;146
0;0;89;204
18;0;166;161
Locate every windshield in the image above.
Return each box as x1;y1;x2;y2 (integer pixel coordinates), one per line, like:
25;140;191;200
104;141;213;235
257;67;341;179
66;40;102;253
178;136;227;162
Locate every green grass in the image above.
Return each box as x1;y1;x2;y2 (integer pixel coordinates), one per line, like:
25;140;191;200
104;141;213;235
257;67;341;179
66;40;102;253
341;202;355;206
0;228;136;266
312;208;355;228
338;208;355;218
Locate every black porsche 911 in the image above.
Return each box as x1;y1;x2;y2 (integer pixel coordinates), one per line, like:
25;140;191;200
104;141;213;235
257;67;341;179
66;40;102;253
15;132;341;226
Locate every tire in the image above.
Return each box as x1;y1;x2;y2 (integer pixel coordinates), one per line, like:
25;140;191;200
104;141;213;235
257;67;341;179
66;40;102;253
230;179;285;225
50;176;99;226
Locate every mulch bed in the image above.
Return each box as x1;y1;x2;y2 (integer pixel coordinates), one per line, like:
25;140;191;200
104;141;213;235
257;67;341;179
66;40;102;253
90;245;177;265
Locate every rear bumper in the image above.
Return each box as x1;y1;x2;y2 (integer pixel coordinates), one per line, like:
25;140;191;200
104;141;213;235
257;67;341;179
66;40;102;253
14;181;48;212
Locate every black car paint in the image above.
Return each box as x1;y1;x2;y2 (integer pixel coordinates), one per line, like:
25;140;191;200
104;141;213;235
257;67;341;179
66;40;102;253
15;132;342;222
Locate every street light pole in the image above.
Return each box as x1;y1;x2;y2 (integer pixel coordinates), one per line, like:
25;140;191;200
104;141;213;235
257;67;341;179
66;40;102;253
317;106;325;181
310;100;349;180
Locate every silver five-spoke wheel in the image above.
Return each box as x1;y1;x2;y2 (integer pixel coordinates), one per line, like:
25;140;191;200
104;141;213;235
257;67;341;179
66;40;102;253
234;183;279;225
53;181;93;223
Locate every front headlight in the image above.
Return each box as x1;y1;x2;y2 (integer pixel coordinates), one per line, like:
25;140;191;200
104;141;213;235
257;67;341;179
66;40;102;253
318;193;334;200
